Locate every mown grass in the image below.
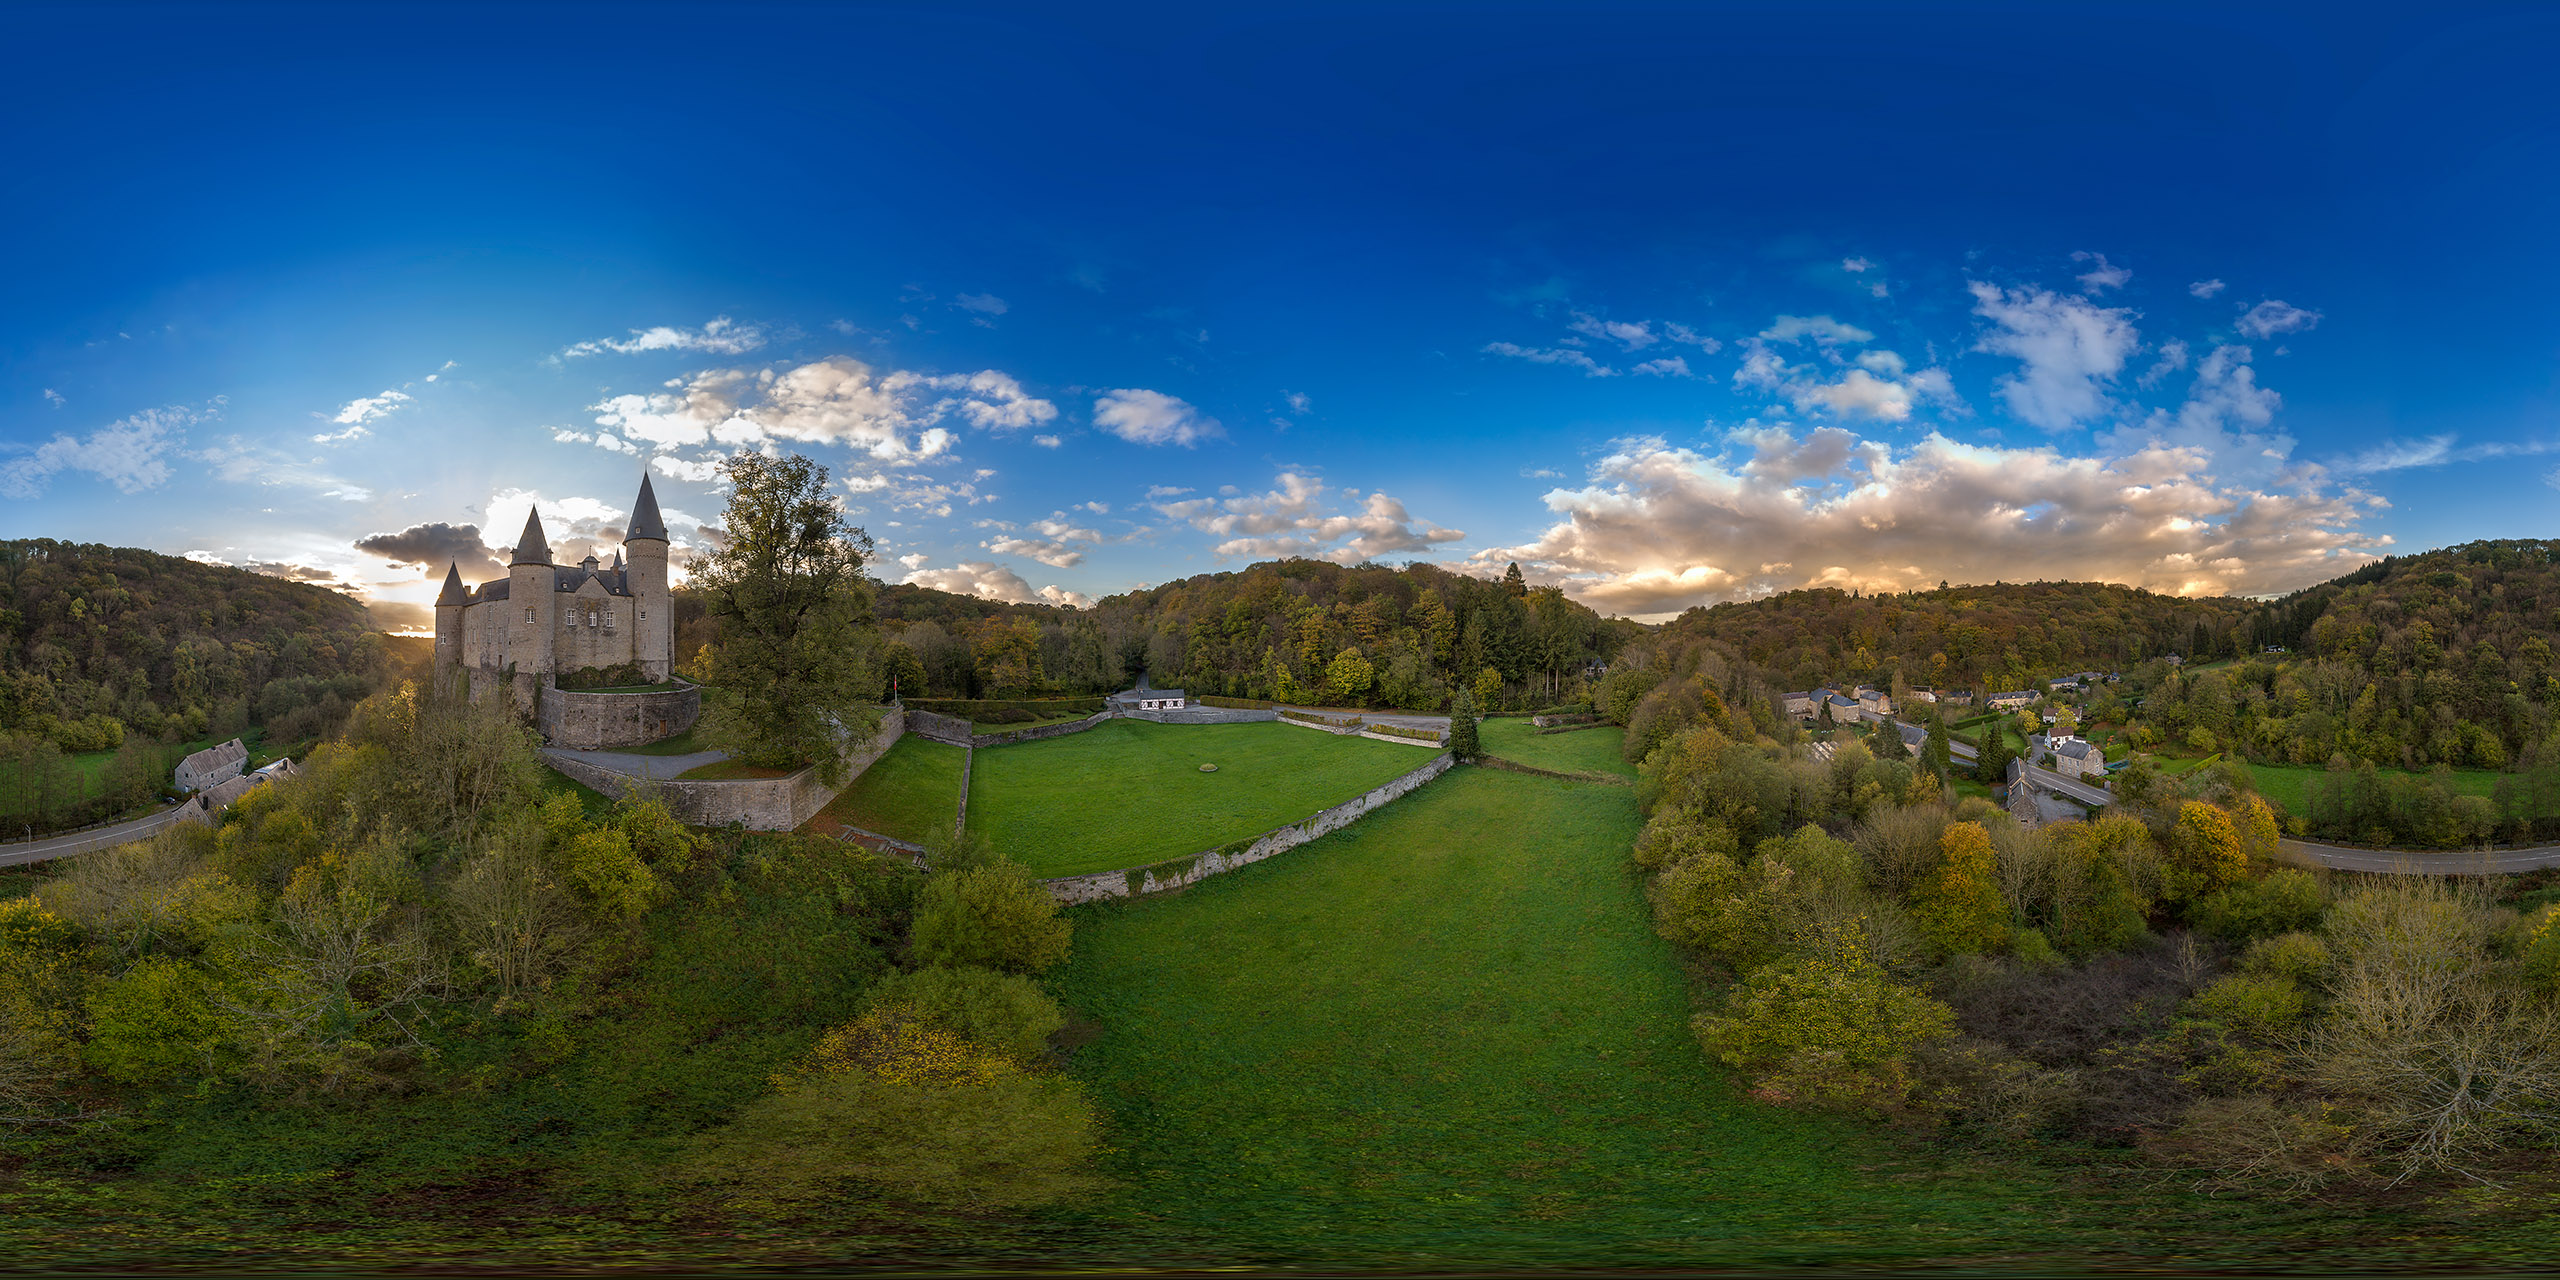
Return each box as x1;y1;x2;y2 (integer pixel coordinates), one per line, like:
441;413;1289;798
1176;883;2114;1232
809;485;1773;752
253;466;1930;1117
1477;717;1636;777
619;723;715;756
1039;766;2346;1269
967;719;1421;876
2146;755;2517;818
815;734;966;843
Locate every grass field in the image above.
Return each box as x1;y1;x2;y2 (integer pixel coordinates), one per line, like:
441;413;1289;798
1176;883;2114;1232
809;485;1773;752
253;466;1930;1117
621;724;715;756
966;719;1424;876
1477;717;1635;777
812;734;966;843
2146;755;2513;818
1039;766;2354;1269
973;712;1095;733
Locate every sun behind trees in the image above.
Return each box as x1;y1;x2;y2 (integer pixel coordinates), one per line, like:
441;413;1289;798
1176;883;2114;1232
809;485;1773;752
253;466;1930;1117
689;453;883;783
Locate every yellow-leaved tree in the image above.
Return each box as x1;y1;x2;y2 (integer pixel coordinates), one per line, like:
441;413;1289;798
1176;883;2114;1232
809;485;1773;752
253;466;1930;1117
1914;821;2010;955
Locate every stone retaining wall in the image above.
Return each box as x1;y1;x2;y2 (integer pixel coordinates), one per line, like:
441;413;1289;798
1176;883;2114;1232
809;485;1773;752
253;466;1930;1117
969;711;1115;748
1045;752;1454;904
1119;706;1278;726
905;707;974;745
539;681;702;749
548;708;904;831
1277;713;1362;735
1357;728;1444;747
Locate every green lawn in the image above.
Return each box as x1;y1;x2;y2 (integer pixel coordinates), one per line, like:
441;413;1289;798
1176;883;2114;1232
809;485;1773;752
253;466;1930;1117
1477;717;1635;777
972;712;1096;733
1040;766;2313;1269
621;723;715;756
967;719;1424;876
813;734;966;843
2140;755;2516;818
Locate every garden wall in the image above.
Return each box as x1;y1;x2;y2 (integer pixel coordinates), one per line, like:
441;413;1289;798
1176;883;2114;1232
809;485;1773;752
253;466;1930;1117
1120;706;1278;726
970;711;1115;748
905;708;975;745
1044;751;1454;904
538;681;701;749
546;707;904;831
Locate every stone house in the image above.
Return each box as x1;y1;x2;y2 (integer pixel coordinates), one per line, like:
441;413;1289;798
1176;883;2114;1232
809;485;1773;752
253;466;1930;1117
1987;690;2036;710
2048;735;2105;780
174;738;246;792
1782;691;1816;717
1108;688;1188;712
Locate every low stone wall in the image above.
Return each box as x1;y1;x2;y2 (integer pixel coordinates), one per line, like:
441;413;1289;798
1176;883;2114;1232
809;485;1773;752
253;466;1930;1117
1045;752;1454;904
547;708;904;831
540;681;702;750
1357;728;1443;747
970;711;1114;748
906;707;974;745
1277;713;1362;735
1120;706;1278;726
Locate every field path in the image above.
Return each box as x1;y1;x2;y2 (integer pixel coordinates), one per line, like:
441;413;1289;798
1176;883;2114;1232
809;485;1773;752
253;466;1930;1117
1039;765;2205;1268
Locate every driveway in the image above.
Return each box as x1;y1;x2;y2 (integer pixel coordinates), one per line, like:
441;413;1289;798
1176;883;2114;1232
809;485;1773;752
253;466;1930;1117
0;803;186;869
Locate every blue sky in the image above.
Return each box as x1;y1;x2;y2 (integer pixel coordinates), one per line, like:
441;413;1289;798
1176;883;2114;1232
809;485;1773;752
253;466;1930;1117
5;2;2557;627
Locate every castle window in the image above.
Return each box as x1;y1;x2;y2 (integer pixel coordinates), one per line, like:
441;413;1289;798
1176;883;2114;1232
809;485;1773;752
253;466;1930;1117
525;607;535;624
638;610;646;621
588;611;598;628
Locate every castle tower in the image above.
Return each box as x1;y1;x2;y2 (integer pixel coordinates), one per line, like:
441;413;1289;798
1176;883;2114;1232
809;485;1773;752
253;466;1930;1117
508;508;555;703
434;561;467;674
625;472;673;681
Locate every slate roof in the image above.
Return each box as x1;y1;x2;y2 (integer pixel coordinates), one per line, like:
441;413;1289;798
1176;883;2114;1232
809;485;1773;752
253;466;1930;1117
178;738;247;779
437;562;469;606
627;472;670;541
512;509;552;566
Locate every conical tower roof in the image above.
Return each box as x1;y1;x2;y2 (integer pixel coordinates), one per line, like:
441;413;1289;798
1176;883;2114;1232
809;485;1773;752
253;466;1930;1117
512;508;552;566
436;561;469;606
627;472;669;542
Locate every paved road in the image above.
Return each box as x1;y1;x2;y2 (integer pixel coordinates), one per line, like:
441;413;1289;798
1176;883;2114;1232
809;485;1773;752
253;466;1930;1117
0;803;187;869
542;745;728;779
2280;838;2560;875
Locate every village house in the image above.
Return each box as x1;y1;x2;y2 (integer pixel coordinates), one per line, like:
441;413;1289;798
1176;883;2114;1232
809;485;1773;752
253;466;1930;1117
1987;690;2036;710
1782;691;1817;718
1825;693;1861;721
173;738;247;792
1856;687;1892;718
1108;688;1188;712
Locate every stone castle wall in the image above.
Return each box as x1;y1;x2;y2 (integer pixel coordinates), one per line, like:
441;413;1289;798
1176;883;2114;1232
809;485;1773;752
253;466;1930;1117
546;707;903;831
539;682;702;750
1044;751;1453;904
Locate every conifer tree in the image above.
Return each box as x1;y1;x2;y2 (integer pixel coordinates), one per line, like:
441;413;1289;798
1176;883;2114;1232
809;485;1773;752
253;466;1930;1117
1447;689;1481;761
1924;708;1952;780
1501;562;1527;597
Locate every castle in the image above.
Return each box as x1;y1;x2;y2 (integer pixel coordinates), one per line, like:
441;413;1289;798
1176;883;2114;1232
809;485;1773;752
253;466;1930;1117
433;473;697;747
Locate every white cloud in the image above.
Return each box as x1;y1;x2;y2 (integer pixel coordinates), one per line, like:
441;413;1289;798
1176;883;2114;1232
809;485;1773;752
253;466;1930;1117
2236;299;2322;339
1033;434;1062;448
1521;467;1564;480
1841;256;1875;273
1284;391;1312;414
41;389;64;407
2138;339;2191;389
840;472;996;518
1473;427;2377;619
955;293;1009;316
1483;341;1616;376
1733;341;1952;422
983;511;1107;568
1569;311;1657;350
2328;434;2560;476
2072;251;2131;292
1156;471;1464;564
558;315;764;359
1869;282;1891;299
1759;315;1875;346
2189;278;2228;299
901;560;1055;604
1092;388;1223;446
651;454;723;484
0;405;194;499
330;388;410;427
1145;484;1192;498
1632;356;1694;378
194;434;371;503
1038;585;1093;608
1663;323;1723;353
1968;281;2140;431
311;424;371;444
590;357;1040;464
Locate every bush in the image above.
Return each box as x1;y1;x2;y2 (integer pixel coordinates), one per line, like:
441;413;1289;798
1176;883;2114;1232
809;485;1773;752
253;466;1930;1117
82;956;232;1083
869;965;1065;1061
2237;930;2331;983
1632;809;1737;872
1695;921;1956;1111
2190;868;2325;943
910;860;1073;974
2186;972;2308;1038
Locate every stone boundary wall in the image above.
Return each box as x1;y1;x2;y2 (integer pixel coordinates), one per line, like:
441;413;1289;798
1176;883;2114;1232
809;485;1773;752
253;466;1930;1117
969;711;1115;748
1357;728;1444;748
548;708;904;831
1044;752;1455;904
539;682;702;749
906;707;974;745
1277;713;1362;736
1119;706;1278;726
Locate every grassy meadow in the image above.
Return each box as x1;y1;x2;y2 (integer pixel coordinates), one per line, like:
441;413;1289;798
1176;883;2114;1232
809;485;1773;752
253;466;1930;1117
1476;717;1635;777
813;733;967;843
966;719;1425;876
1038;765;2384;1269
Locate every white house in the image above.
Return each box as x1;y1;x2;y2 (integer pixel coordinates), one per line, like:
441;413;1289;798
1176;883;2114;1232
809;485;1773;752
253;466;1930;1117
174;738;247;792
1108;688;1189;712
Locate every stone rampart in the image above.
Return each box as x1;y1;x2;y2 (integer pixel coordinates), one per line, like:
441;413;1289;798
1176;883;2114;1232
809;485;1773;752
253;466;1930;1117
1357;727;1443;748
969;711;1114;748
547;707;903;831
539;681;702;749
1045;752;1454;904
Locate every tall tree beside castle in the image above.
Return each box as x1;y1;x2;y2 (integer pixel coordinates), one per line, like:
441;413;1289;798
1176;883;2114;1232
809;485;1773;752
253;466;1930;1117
690;453;881;783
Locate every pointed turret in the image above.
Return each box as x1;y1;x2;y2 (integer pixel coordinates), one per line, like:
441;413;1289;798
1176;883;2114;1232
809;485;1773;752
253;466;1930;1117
512;508;552;566
611;550;624;571
626;472;669;543
436;561;469;605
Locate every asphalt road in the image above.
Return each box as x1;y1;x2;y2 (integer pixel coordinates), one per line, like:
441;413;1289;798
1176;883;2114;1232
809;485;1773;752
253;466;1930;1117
0;803;187;868
2279;838;2560;875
